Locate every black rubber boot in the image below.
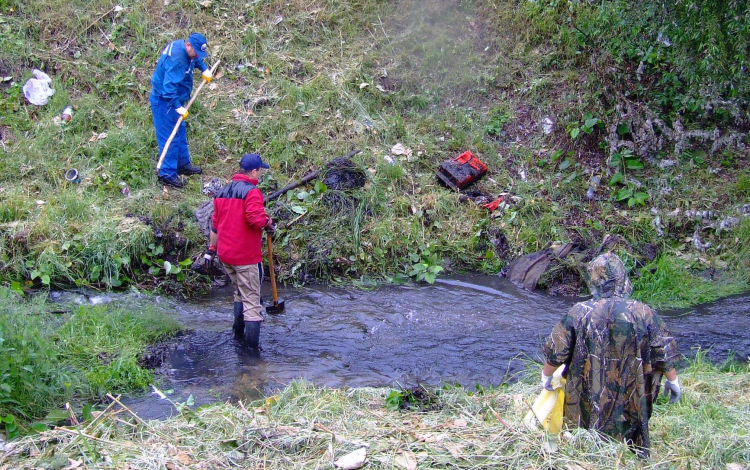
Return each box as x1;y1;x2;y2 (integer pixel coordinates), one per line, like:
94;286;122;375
232;302;244;337
244;321;261;349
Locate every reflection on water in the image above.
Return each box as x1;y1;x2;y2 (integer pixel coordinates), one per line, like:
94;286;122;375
113;275;749;419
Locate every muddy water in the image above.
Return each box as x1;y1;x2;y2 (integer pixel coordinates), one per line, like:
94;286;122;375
119;275;750;419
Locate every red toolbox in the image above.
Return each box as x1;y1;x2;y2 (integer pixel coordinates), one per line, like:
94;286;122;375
436;151;487;190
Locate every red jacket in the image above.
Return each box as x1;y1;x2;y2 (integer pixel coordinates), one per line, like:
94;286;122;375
211;174;269;265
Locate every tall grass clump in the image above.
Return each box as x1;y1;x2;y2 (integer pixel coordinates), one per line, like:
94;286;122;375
0;288;181;427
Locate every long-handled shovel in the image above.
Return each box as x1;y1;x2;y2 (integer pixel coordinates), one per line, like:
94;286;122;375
265;233;285;314
155;59;221;173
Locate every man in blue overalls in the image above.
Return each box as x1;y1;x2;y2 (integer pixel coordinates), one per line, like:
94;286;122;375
150;32;212;187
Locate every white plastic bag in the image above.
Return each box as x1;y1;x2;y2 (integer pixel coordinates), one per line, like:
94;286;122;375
22;69;55;105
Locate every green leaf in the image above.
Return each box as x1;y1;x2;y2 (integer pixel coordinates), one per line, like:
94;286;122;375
186;395;195;406
44;409;70;423
32;423;47;433
625;159;644;170
617;123;630;136
633;191;649;205
296;190;310;200
41;274;51;285
10;281;23;293
290;205;307;215
559;158;574;171
550;149;564;161
82;404;93;421
608;172;623;186
30;270;39;280
180;258;192;267
584;118;599;129
614;188;632;201
570;127;580;139
314;181;327;193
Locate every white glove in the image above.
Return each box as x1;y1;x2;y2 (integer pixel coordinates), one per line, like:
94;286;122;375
541;372;554;391
202;70;213;83
663;377;681;404
175;106;189;119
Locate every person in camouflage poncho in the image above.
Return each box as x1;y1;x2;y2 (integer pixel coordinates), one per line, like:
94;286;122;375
541;252;682;457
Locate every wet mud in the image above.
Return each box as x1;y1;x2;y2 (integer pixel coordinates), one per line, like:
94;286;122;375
109;275;750;419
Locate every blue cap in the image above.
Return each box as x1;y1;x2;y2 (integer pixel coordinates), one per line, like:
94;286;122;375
239;153;270;171
188;33;209;60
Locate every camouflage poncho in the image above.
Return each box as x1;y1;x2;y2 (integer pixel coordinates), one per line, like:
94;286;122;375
543;253;680;453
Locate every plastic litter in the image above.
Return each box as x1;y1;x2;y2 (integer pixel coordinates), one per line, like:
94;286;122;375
524;364;566;434
436;151;487;191
64;169;81;184
119;182;130;197
22;69;55;105
61;105;73;124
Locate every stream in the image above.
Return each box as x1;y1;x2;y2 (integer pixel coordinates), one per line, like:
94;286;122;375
87;274;749;419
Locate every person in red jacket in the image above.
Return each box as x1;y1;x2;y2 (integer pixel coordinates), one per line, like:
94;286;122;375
206;153;276;348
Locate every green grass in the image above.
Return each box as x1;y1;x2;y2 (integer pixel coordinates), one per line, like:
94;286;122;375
0;0;748;306
0;287;180;426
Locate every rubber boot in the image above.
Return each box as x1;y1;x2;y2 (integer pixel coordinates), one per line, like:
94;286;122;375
244;321;261;349
232;302;244;337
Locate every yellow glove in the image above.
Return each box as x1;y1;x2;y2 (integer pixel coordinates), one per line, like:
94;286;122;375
202;70;213;83
175;106;189;119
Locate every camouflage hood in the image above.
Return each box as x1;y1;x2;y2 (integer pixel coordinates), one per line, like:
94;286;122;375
586;252;633;300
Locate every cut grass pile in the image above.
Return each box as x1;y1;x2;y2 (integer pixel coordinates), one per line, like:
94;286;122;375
2;354;748;469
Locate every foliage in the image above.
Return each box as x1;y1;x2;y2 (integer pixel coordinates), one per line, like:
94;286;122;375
407;244;445;284
0;288;181;430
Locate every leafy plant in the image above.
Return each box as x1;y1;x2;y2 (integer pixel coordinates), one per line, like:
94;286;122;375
613;184;649;207
407;244;444;284
567;112;603;140
484;107;511;137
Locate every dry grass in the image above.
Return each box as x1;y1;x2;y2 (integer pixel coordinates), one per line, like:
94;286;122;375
3;359;748;469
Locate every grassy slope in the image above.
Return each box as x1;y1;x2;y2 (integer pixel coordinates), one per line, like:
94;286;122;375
0;0;748;305
3;356;749;469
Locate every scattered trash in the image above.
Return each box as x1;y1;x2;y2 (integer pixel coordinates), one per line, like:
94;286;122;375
64;169;81;184
436;151;487;191
585;175;601;200
383;155;395;165
334;447;367;469
481;194;506;211
542;117;554;135
61;105;73;124
524;364;566;433
391;143;407;155
119;181;130;197
22;69;55;105
89;132;108;142
505;243;581;291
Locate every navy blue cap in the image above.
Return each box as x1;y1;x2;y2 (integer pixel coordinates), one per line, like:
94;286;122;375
239;153;270;171
188;33;209;60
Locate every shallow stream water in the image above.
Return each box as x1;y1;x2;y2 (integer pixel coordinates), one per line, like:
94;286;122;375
81;275;749;419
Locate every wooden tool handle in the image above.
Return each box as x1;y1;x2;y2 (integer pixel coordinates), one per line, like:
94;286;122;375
267;233;279;304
